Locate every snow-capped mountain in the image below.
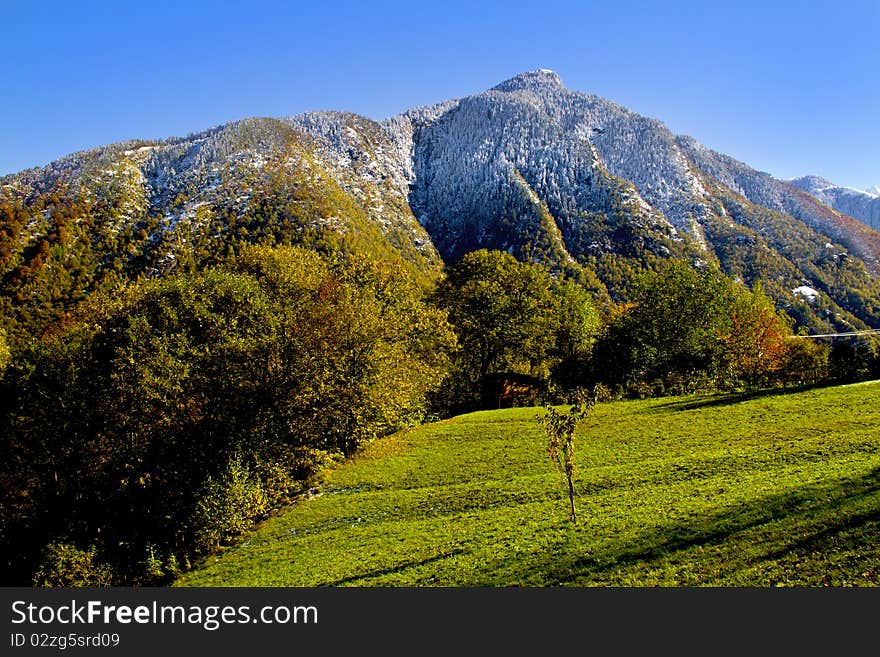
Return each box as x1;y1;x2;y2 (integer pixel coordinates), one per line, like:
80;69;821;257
790;175;880;230
387;69;692;272
3;69;880;339
382;70;880;329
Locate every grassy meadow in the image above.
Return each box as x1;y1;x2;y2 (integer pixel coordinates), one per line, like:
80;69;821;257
177;382;880;587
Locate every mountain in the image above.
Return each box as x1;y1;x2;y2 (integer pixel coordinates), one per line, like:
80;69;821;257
790;175;880;230
3;69;880;349
387;70;880;328
0;116;444;348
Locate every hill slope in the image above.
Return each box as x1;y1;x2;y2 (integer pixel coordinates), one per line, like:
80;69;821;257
177;383;880;587
791;176;880;230
3;69;880;341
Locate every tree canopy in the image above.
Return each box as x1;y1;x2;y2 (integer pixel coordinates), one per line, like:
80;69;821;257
433;249;601;411
0;245;452;585
592;261;794;394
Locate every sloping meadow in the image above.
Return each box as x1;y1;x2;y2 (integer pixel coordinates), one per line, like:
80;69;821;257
178;382;880;587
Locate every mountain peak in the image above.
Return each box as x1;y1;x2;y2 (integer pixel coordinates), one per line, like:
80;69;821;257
792;175;880;201
492;69;565;94
790;175;834;194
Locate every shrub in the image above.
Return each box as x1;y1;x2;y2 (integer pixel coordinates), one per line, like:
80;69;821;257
829;338;879;383
191;458;269;555
32;542;114;587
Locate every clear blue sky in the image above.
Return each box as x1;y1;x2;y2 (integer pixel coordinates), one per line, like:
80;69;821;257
2;0;878;189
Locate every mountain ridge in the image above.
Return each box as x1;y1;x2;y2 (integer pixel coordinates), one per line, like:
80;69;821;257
2;69;880;344
789;175;880;230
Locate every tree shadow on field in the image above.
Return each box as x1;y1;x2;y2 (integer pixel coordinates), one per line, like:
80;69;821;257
502;466;880;586
320;548;467;586
649;383;825;413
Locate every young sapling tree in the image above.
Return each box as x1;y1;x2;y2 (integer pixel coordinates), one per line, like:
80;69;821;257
538;387;604;521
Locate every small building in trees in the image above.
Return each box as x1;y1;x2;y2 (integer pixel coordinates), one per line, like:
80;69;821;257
481;372;544;409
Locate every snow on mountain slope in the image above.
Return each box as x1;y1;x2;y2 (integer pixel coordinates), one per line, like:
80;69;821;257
790;175;880;231
287;111;442;265
0;116;442;279
384;71;694;270
3;69;880;333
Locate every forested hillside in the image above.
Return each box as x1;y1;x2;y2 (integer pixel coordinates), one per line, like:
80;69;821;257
3;70;880;587
4;69;880;352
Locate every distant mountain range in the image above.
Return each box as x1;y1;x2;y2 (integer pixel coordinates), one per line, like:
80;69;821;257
2;68;880;345
789;175;880;230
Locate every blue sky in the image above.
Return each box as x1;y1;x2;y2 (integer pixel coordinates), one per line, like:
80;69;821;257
2;0;878;189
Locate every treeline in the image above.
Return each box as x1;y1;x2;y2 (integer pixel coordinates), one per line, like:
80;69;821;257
2;247;879;587
434;250;877;409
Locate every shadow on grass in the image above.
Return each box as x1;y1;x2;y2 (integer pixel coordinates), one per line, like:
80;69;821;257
321;548;467;586
648;383;830;412
503;466;880;586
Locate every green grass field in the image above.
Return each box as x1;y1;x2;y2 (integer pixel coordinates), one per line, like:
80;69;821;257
176;382;880;586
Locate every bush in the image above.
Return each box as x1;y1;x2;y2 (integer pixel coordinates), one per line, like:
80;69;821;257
32;542;114;587
593;263;794;395
433;250;600;412
191;458;269;555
